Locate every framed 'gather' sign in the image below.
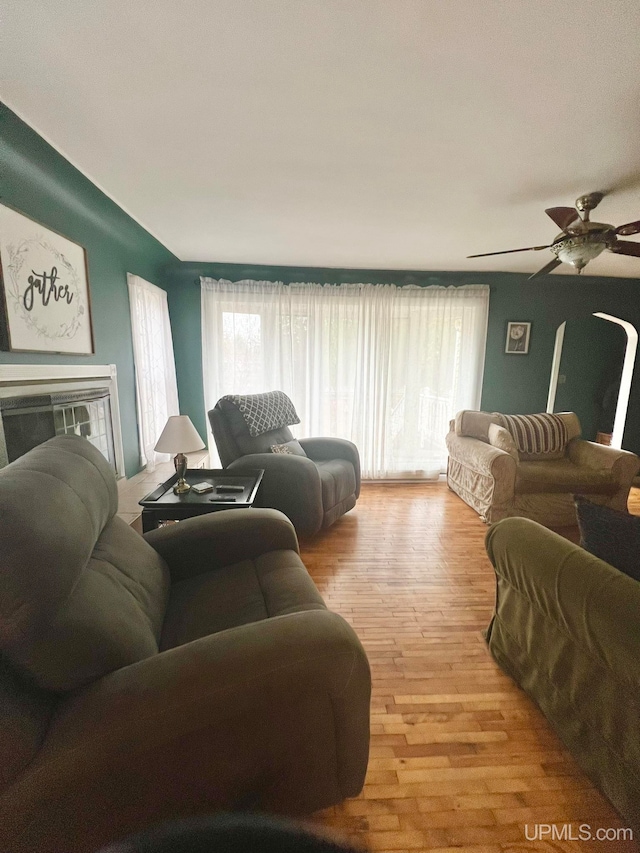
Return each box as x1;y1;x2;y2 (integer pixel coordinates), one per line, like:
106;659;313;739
0;203;94;354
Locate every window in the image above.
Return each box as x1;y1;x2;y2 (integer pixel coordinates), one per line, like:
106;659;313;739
202;279;489;478
128;274;180;470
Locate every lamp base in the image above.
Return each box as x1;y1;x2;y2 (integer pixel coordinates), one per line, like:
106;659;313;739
172;452;191;494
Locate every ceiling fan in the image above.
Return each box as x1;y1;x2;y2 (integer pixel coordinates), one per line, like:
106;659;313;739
468;192;640;280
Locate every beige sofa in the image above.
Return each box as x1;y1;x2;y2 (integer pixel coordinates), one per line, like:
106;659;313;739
0;436;371;853
446;410;639;526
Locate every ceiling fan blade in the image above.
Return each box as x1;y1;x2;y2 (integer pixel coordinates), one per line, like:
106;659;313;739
610;240;640;257
527;258;562;280
615;220;640;236
545;207;581;230
467;244;550;258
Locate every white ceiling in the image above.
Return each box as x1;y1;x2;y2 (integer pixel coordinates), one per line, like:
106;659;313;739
2;0;640;277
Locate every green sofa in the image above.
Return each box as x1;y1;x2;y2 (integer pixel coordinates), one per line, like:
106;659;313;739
0;436;371;853
485;517;640;830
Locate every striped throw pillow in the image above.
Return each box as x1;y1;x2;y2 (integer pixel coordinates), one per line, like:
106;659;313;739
502;413;569;456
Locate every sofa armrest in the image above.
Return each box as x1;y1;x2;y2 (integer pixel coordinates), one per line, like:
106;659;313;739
299;437;361;496
568;438;640;483
485;517;640;675
3;611;371;850
446;431;517;524
228;451;321;484
228;453;324;536
144;508;299;582
446;431;517;480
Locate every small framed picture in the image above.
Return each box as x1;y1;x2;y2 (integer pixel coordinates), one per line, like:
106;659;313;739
505;321;531;354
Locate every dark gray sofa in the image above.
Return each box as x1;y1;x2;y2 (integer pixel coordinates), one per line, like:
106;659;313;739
0;435;371;853
209;395;360;536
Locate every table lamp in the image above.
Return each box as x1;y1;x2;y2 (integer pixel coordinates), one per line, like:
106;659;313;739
154;415;205;493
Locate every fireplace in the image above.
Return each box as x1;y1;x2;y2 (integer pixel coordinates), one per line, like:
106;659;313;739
0;364;125;477
0;388;116;470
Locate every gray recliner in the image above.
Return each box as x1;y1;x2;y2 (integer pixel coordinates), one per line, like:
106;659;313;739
209;392;361;537
0;435;371;853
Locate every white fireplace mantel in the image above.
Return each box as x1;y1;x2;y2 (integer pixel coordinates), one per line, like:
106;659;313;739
0;363;117;384
0;363;126;478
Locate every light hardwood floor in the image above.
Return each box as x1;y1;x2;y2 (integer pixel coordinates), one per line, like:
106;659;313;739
301;483;640;853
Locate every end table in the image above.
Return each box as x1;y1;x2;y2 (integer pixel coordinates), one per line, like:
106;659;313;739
139;468;264;533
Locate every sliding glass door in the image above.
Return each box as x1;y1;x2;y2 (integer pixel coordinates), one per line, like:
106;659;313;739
202;279;489;478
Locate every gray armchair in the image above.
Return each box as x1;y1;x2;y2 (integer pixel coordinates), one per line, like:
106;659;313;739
0;436;371;853
209;393;360;536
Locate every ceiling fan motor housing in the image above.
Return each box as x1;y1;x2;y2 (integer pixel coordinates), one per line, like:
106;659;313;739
575;192;605;214
551;229;611;271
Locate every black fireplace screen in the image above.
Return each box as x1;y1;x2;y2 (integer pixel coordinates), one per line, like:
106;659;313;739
0;389;116;471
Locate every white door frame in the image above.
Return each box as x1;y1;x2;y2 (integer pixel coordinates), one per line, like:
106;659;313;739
547;314;637;449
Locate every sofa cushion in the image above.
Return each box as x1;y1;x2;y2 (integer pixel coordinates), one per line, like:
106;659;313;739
575;496;640;583
214;397;293;453
236;426;294;455
317;459;357;510
454;410;503;442
160;550;326;650
502;412;569;460
515;459;618;495
0;435;169;692
0;655;53;787
488;424;519;461
271;440;307;456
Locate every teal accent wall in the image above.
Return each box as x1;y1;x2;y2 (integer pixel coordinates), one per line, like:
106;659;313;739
5;102;639;468
0;104;178;476
164;263;640;456
479;272;640;456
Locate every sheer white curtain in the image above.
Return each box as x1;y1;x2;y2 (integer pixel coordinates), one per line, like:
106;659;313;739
128;274;180;471
201;278;489;478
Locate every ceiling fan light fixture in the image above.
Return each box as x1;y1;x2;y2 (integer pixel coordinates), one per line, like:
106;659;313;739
552;234;608;272
469;192;639;277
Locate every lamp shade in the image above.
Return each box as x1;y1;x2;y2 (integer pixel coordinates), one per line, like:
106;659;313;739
154;416;205;454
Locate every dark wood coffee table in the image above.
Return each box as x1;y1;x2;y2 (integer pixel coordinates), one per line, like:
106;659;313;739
139;468;264;533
